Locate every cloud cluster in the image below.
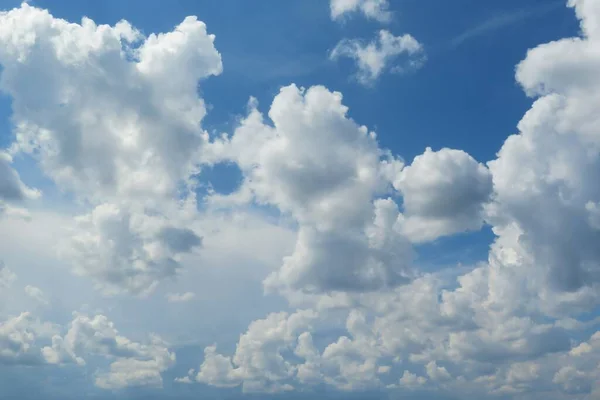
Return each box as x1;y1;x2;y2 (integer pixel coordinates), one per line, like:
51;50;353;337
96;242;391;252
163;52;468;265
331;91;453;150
191;0;600;397
214;85;413;294
330;0;392;23
395;147;492;243
331;30;425;85
1;0;600;398
0;3;220;295
43;313;175;389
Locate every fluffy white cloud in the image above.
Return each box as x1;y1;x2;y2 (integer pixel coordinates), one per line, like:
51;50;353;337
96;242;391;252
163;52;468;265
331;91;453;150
330;0;391;23
2;0;600;398
61;201;202;296
190;1;600;397
486;0;600;302
0;3;219;295
330;30;425;85
194;310;318;393
43;313;175;389
0;312;58;365
1;4;221;201
395;147;492;243
214;85;412;294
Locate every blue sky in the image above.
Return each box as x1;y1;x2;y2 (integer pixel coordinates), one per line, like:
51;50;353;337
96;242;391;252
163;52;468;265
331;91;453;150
1;0;599;399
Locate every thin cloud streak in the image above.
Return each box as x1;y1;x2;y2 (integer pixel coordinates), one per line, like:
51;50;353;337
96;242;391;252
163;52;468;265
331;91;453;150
450;1;564;48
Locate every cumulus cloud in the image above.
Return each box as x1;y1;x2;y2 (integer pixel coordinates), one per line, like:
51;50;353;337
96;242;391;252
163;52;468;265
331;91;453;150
43;313;175;389
330;0;392;23
0;3;217;294
215;85;412;294
330;30;425;85
1;4;221;201
61;202;202;296
190;1;600;397
395;147;492;243
0;312;58;365
2;0;600;398
195;310;317;392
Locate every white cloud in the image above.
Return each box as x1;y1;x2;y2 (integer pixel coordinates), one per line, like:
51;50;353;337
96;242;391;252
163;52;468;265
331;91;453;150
330;30;425;85
395;147;492;243
190;2;600;397
214;84;412;294
1;5;221;201
61;201;202;296
398;370;427;387
0;3;220;295
0;312;58;365
195;310;317;392
24;285;48;306
2;0;600;399
42;313;175;389
166;292;195;303
330;0;392;23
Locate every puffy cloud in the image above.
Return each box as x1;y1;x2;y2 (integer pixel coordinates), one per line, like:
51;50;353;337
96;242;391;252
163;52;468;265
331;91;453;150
330;0;392;23
0;312;57;365
330;30;425;85
215;85;412;294
193;2;600;396
395;147;492;243
486;0;600;303
43;313;175;389
1;4;221;201
195;310;317;392
166;292;195;303
0;3;219;294
398;370;427;388
61;201;202;296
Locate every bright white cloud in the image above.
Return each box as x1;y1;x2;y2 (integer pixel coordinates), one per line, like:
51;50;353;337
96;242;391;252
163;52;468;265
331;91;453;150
330;30;425;85
1;4;221;201
0;312;56;366
0;3;219;295
1;0;600;399
214;85;412;294
330;0;392;23
189;1;600;397
43;313;175;389
395;147;492;243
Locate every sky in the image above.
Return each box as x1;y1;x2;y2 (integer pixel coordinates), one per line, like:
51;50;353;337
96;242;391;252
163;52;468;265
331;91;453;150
0;0;599;399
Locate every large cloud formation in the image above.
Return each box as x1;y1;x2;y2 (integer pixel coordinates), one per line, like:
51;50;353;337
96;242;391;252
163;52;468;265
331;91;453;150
213;85;413;294
191;0;600;398
1;0;600;398
0;4;218;294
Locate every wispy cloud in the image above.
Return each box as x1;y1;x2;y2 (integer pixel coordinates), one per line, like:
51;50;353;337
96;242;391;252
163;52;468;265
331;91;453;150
450;1;564;48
